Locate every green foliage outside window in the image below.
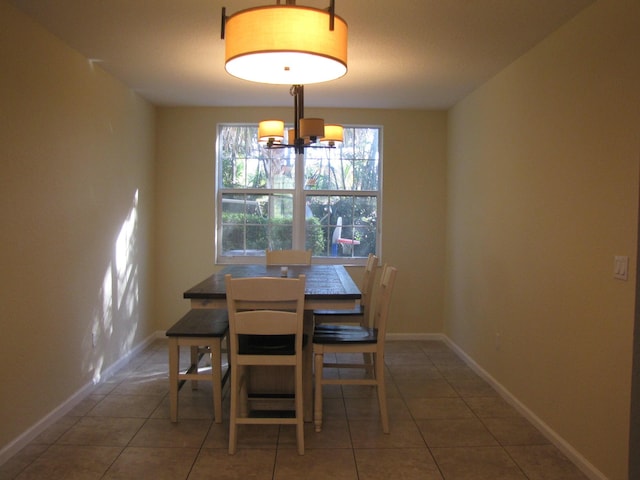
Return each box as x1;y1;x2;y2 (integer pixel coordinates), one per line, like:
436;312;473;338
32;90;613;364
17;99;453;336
222;213;324;254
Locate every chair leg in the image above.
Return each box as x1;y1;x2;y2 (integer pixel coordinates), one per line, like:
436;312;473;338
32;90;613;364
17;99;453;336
303;310;314;422
228;363;239;454
211;338;223;424
374;352;389;434
168;338;179;423
295;364;305;455
314;351;324;432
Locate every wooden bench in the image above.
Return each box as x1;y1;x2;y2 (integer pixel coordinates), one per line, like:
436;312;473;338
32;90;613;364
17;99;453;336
166;309;229;423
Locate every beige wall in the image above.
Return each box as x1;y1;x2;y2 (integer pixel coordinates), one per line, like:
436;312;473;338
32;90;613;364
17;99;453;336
0;1;155;454
446;1;640;478
153;107;447;334
3;0;637;477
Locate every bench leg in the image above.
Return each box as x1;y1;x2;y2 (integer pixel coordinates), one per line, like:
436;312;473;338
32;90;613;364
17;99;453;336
169;338;179;422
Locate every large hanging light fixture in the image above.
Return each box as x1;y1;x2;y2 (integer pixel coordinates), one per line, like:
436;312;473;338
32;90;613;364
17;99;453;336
258;85;343;154
221;1;348;85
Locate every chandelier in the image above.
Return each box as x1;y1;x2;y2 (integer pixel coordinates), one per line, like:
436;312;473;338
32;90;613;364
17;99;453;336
221;1;348;85
258;85;343;154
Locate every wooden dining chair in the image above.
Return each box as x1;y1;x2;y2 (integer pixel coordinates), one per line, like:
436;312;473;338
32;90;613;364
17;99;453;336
225;273;307;455
312;264;397;434
166;309;229;423
265;249;312;265
313;253;378;327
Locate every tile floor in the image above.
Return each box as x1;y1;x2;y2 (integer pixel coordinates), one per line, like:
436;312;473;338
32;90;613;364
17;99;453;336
0;339;589;479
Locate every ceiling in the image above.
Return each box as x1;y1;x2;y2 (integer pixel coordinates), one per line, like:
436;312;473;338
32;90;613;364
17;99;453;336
10;0;594;109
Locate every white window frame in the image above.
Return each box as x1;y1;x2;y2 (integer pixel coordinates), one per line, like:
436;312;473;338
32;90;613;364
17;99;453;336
215;123;382;265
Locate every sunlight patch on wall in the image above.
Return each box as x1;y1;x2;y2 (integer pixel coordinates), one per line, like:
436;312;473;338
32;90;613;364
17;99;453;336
87;190;141;384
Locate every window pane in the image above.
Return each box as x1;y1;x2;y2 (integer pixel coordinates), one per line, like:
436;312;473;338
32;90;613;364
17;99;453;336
304;127;379;191
305;194;377;257
220;193;294;255
219;125;295;189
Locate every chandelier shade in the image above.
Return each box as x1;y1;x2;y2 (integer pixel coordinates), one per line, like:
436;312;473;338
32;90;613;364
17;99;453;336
258;120;285;144
300;118;325;139
224;5;348;85
321;124;344;145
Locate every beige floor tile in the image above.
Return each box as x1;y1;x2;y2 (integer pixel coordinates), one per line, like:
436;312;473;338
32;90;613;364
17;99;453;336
349;419;426;449
336;366;377;380
15;445;122;480
0;444;48;480
189;448;276;480
482;417;549;446
384;352;432;366
111;375;169;396
464;396;521;418
341;380;398;399
274;448;358;480
435;364;482;382
103;446;198;480
129;418;211;448
431;446;527;479
56;417;145;446
230;424;280;450
416;418;499;447
30;416;79;445
201;420;230;449
428;351;467;367
314;397;348;427
395;378;459;398
385;340;426;354
448;378;499;397
506;445;589;480
354;448;443;480
279;419;352;449
417;340;453;353
387;364;443;382
151;391;222;421
321;383;345;398
91;379;120;395
405;397;475;419
87;394;163;418
66;395;106;417
344;396;411;421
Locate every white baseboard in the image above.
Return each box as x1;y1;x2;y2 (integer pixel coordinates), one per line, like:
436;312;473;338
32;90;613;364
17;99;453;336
442;337;608;480
0;331;160;466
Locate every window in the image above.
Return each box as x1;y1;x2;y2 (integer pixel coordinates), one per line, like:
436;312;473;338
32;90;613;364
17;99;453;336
216;124;381;264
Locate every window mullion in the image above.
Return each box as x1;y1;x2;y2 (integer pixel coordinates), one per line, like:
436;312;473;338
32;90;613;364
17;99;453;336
292;152;306;249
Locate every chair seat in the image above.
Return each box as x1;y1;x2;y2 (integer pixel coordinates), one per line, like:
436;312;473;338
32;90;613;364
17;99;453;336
313;305;364;317
313;324;378;344
238;334;308;355
166;309;229;337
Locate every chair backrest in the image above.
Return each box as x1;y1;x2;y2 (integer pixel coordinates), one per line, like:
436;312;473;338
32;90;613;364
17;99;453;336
359;253;379;319
265;249;312;266
224;274;306;358
371;265;397;342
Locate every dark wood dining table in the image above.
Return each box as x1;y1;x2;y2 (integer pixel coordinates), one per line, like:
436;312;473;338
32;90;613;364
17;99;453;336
184;264;361;311
183;264;362;421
